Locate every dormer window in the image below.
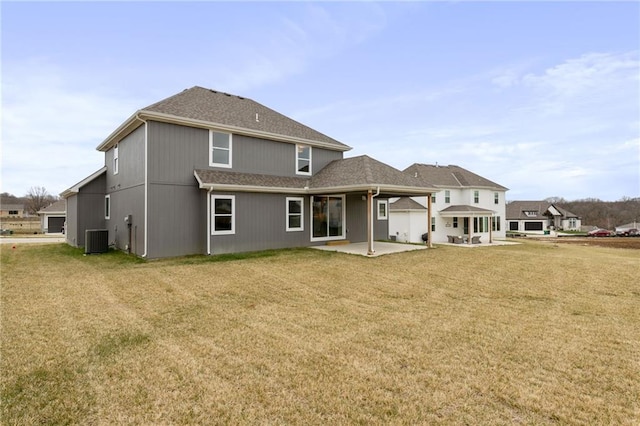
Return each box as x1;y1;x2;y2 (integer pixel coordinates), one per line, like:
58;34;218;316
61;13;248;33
296;145;311;175
524;210;538;217
210;131;232;168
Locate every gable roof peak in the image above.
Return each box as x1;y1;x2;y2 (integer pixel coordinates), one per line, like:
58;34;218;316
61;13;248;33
98;86;351;152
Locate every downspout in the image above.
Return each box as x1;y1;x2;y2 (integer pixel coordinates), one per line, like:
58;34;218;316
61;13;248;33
134;113;149;258
368;187;380;256
427;194;433;248
207;187;213;255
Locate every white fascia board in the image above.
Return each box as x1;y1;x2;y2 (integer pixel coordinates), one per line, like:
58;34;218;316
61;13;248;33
96;112;144;152
133;111;352;152
308;184;439;195
197;183;306;195
60;166;108;198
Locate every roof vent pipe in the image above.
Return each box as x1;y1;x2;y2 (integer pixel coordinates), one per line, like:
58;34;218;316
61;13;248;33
255;113;260;122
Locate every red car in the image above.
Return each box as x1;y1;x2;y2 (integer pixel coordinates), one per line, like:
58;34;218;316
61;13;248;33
587;229;612;237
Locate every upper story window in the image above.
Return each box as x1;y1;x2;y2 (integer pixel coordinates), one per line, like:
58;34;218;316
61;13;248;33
296;145;311;175
473;190;479;204
377;200;388;220
210;131;232;168
113;144;119;175
445;190;450;203
431;194;436;204
524;210;538;217
494;192;499;204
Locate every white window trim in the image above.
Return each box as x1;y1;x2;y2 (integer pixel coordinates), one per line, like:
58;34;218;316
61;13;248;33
113;144;119;175
286;197;304;232
377;200;388;220
296;144;312;176
105;195;111;220
209;130;233;168
310;195;346;242
211;195;235;235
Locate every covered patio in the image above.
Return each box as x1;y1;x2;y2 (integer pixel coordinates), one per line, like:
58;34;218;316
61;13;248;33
438;205;498;245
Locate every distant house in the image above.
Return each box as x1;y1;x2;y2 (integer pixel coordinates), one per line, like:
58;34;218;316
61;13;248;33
615;222;639;233
62;86;437;258
38;200;67;234
506;201;581;233
0;204;26;218
389;164;508;244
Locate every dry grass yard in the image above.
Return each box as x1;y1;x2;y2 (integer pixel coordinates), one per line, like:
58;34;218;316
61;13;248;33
1;241;638;425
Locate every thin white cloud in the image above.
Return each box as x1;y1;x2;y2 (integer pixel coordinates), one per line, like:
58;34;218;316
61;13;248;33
1;58;141;196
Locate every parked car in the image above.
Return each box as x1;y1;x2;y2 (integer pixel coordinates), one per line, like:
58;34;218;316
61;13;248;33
587;229;612;237
617;228;640;237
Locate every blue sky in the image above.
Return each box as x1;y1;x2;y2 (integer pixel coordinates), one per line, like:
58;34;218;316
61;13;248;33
2;1;639;201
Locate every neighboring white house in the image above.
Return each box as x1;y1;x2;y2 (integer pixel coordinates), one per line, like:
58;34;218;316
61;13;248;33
506;201;581;234
389;164;508;244
38;200;66;234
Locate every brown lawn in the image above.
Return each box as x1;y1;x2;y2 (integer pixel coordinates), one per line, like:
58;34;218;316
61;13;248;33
1;241;638;424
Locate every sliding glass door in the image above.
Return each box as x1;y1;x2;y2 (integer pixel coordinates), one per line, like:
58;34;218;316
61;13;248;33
312;195;345;240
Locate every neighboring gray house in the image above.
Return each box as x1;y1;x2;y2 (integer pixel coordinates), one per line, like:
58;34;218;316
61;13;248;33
62;86;437;258
389;164;508;244
37;200;66;234
506;201;581;233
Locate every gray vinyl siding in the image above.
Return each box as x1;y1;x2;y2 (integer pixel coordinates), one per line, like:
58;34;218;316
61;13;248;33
105;125;145;190
147;121;343;181
344;194;388;243
146;184;205;258
65;196;78;246
107;185;145;256
66;173;107;247
233;134;343;177
210;192;311;255
148;121;209;185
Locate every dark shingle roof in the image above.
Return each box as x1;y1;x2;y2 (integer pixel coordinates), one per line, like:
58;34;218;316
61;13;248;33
38;200;66;214
311;155;431;190
404;164;507;190
505;201;580;220
194;169;309;191
142;86;349;150
390;197;427;211
195;155;438;194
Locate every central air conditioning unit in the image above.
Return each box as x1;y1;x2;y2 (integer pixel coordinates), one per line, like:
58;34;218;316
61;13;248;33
85;229;109;254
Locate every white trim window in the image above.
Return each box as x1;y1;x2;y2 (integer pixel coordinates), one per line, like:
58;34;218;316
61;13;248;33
445;190;450;204
377;200;388;220
494;192;499;204
113;144;119;175
211;195;235;235
105;195;111;220
286;197;304;232
296;145;311;175
474;190;480;204
209;131;232;168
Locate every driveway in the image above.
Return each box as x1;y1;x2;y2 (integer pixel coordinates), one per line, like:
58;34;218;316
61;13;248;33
0;236;66;244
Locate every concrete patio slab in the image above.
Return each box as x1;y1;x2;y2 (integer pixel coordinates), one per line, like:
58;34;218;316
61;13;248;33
311;241;428;257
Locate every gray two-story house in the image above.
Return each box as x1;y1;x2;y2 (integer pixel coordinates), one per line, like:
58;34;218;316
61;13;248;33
62;86;437;258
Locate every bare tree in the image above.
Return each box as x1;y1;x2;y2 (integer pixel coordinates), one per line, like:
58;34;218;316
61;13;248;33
25;186;56;215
